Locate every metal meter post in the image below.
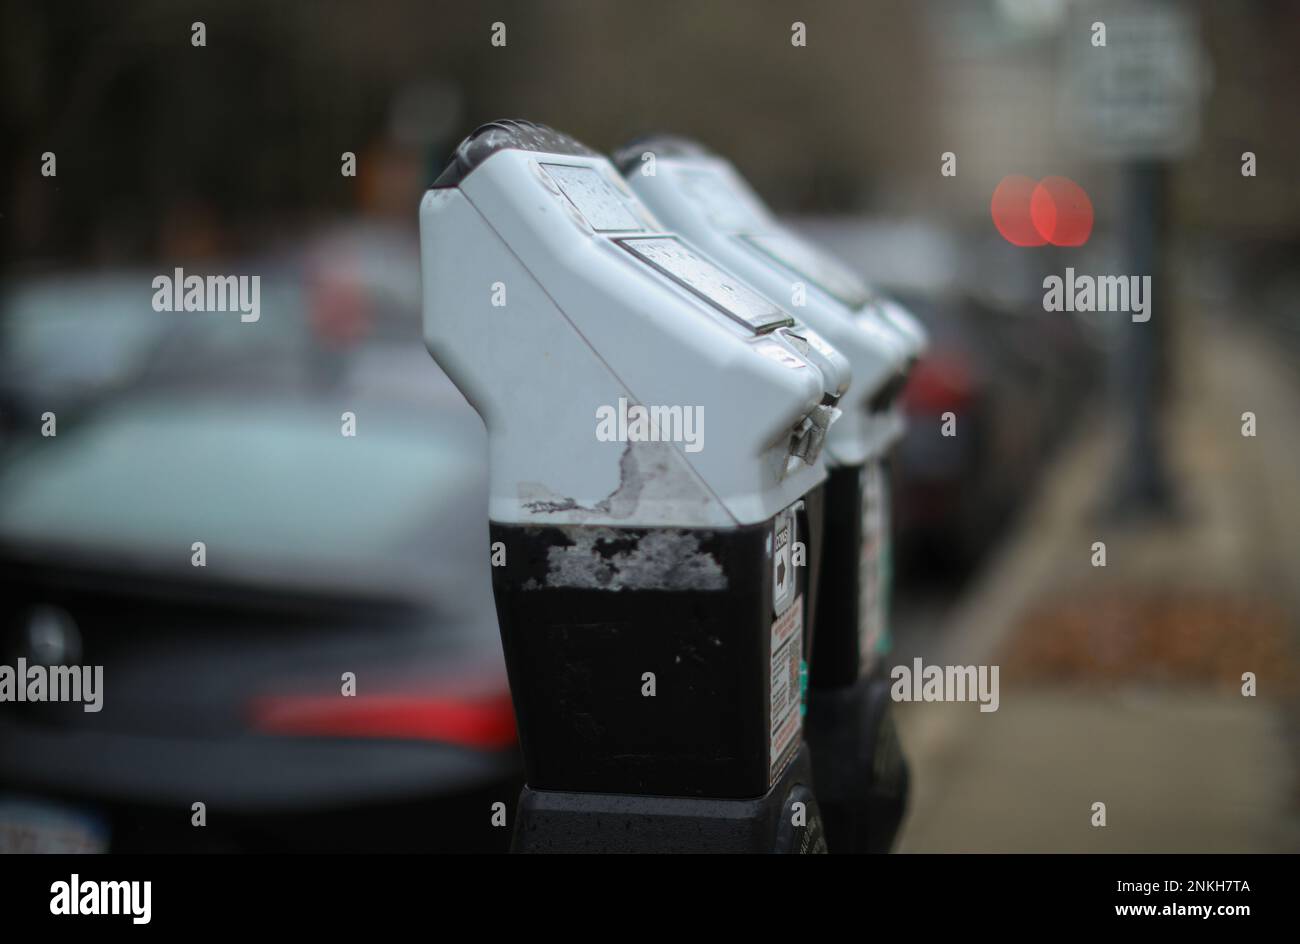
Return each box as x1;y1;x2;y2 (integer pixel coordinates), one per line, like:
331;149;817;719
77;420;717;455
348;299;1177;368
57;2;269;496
618;136;927;852
1061;0;1206;517
420;121;851;852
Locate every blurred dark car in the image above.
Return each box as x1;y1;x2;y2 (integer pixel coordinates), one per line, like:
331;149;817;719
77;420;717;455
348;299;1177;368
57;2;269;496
784;217;1099;575
0;229;522;852
892;289;1097;572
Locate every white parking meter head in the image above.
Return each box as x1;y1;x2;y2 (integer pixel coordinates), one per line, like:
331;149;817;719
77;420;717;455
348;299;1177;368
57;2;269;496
871;294;928;363
616;136;926;465
420;120;845;529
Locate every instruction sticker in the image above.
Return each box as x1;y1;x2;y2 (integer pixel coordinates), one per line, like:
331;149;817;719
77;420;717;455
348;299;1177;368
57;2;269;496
769;594;803;785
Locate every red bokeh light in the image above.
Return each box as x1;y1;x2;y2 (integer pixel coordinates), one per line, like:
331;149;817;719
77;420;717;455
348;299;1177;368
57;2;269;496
992;175;1093;247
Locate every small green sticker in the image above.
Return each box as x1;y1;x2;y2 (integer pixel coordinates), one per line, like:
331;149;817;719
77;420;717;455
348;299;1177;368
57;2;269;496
799;659;808;717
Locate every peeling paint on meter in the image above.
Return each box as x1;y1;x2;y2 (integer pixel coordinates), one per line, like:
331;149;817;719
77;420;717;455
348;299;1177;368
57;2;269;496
618;236;793;334
741;232;873;311
540;163;644;232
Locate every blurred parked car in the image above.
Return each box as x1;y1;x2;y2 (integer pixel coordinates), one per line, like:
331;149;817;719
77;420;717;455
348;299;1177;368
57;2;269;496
0;228;522;852
786;217;1099;575
891;289;1097;572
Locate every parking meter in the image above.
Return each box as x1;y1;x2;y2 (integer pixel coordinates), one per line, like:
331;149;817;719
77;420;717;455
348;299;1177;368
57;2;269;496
617;136;927;853
420;120;852;852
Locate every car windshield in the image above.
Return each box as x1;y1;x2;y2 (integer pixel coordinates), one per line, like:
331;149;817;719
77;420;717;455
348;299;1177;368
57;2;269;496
0;236;488;607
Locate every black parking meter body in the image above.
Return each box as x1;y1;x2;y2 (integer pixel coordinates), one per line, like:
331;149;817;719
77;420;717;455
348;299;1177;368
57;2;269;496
619;136;928;852
494;500;827;853
804;459;911;853
420;121;851;852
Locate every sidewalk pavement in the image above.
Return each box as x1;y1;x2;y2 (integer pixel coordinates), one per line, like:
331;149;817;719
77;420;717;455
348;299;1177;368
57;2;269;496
893;308;1300;853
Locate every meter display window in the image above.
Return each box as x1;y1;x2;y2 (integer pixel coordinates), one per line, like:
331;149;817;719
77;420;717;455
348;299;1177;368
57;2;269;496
741;232;873;311
678;169;766;230
617;236;793;334
540;163;644;232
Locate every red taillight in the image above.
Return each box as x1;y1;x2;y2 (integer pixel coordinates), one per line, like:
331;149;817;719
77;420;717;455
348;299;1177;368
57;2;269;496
902;351;976;414
248;692;518;750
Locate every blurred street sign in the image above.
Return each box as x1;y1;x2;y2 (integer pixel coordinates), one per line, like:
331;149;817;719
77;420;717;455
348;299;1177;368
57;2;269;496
1061;1;1206;160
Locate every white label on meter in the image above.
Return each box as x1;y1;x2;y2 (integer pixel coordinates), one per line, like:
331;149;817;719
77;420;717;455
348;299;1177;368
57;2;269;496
769;593;803;786
618;236;792;333
859;461;891;675
742;231;873;310
540;163;644;232
772;507;796;613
